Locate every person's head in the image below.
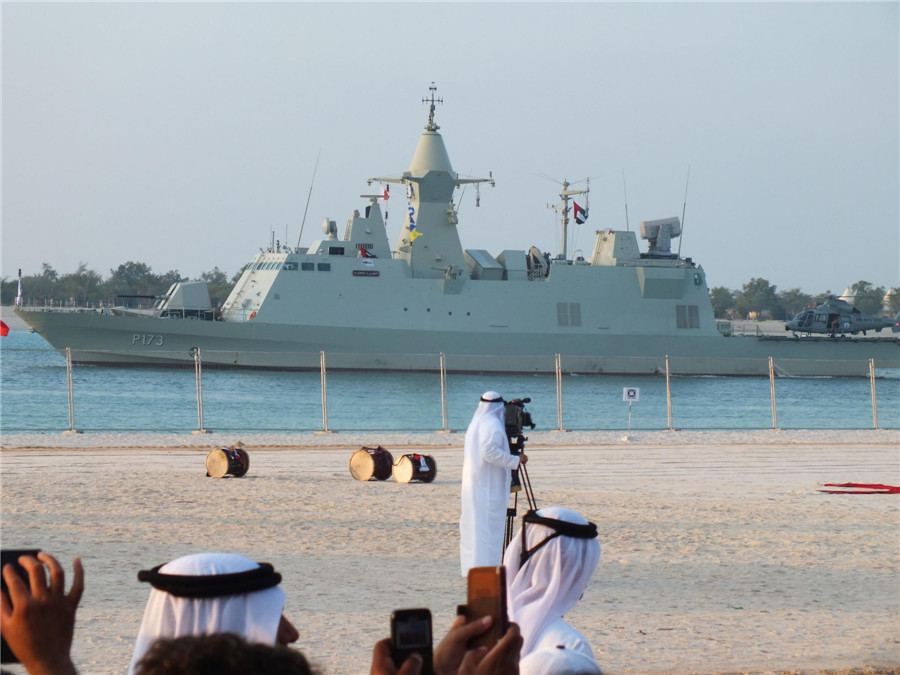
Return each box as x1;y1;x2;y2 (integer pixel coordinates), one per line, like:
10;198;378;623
503;507;601;654
134;633;317;675
471;390;505;423
129;552;297;673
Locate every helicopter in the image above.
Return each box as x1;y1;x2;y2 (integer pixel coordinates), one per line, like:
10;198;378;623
785;296;900;337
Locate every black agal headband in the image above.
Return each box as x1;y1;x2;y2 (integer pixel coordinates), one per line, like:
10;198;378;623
137;562;282;598
520;510;598;566
480;395;504;403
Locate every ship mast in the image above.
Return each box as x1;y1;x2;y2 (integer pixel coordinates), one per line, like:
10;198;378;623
423;82;442;131
550;178;590;260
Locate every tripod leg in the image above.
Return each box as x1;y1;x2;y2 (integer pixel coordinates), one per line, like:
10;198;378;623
504;491;519;551
520;463;537;511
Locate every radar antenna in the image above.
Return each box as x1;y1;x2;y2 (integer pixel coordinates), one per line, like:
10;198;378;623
422;82;443;131
296;151;321;249
677;166;690;257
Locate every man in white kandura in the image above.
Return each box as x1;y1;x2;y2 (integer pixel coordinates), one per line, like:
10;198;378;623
129;552;299;674
459;391;527;576
503;507;602;674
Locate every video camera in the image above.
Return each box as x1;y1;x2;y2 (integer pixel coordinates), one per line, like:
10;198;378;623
504;398;535;456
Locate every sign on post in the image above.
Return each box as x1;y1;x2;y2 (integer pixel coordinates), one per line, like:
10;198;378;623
623;387;640;402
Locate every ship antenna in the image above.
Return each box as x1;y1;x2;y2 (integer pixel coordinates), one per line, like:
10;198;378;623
677;165;690;257
296;150;321;249
622;170;630;231
423;82;443;131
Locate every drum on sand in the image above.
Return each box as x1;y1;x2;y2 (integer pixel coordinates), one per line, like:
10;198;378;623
206;446;250;478
349;446;394;481
392;453;437;484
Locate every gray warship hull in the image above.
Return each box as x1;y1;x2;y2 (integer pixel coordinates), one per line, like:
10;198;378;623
15;89;900;377
16;291;899;377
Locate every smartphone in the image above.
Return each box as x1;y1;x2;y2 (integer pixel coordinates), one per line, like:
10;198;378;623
1;549;42;664
390;607;433;675
465;566;508;651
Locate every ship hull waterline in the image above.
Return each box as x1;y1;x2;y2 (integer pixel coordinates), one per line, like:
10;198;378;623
17;309;900;377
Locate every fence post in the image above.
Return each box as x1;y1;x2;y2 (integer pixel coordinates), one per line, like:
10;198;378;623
555;354;566;432
869;358;878;429
317;350;333;434
665;355;673;431
190;347;209;434
62;347;82;435
768;356;778;429
438;353;450;433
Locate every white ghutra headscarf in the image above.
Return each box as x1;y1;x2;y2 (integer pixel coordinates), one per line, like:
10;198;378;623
503;507;601;659
128;552;286;673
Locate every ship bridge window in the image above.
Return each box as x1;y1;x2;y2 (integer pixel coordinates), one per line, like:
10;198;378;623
328;246;345;256
676;304;700;329
317;263;331;272
301;262;315;271
283;262;298;270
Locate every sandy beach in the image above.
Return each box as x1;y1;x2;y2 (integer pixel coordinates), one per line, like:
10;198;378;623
1;429;898;674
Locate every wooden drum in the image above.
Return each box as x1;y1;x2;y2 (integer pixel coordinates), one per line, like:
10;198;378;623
206;446;250;478
349;446;394;481
392;453;437;484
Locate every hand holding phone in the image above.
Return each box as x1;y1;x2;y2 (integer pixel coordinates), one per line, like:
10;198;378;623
464;566;508;651
390;607;433;675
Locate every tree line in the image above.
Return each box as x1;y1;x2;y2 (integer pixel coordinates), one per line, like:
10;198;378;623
712;278;897;319
1;262;897;319
1;262;239;310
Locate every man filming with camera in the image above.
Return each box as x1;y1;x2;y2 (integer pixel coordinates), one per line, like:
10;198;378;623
459;392;528;576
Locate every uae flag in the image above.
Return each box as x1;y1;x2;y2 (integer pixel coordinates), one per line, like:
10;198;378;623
574;202;588;224
359;246;377;259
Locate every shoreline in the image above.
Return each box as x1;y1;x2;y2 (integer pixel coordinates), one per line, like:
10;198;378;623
3;428;899;451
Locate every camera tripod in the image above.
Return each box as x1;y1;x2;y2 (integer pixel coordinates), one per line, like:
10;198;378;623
503;434;537;551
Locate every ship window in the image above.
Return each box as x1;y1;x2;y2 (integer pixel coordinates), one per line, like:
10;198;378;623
301;262;315;271
328;246;345;256
317;263;331;271
676;304;700;329
283;262;298;270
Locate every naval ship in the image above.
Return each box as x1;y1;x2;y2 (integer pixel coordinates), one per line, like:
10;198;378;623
15;89;900;377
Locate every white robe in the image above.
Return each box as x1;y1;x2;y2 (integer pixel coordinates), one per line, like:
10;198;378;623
128;552;286;674
459;393;520;576
503;506;602;657
519;619;601;674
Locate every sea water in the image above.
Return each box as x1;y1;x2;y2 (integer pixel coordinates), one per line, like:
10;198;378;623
1;331;898;433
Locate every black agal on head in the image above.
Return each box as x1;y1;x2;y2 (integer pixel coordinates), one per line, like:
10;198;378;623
137;562;281;598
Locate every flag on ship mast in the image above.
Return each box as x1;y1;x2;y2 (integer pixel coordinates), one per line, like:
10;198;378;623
574;202;589;224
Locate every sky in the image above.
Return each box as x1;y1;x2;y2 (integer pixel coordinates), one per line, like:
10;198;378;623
2;2;898;296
